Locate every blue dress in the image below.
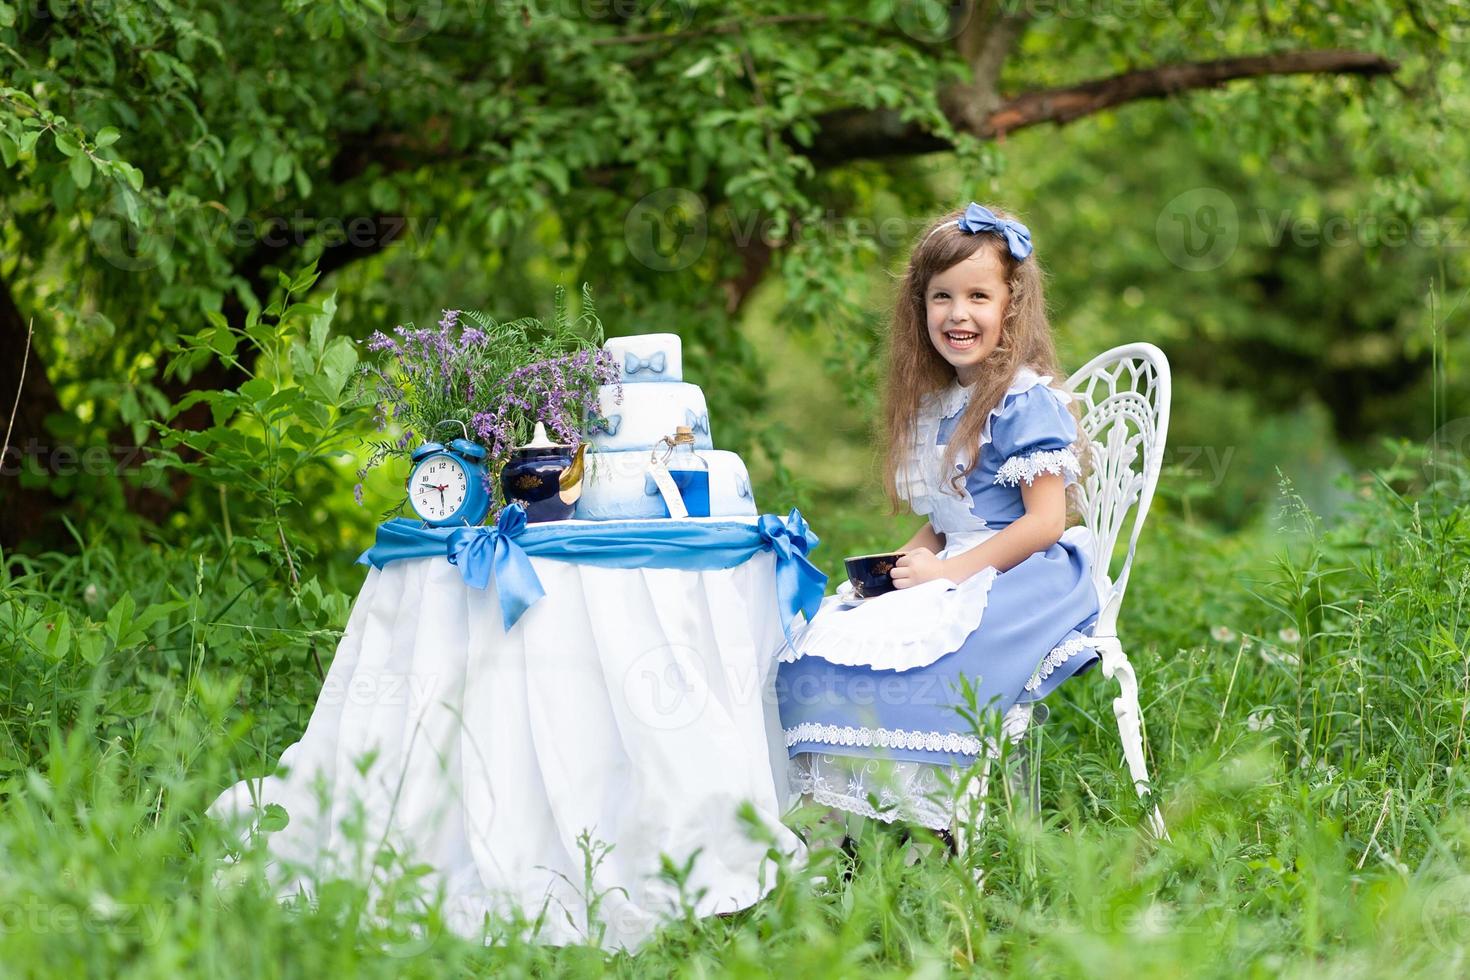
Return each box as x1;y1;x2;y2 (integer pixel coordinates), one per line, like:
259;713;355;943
775;366;1102;827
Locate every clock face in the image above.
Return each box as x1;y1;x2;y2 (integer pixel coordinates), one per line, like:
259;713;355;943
409;454;470;523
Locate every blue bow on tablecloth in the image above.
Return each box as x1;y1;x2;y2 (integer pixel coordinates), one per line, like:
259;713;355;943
358;507;827;638
756;508;826;631
445;503;545;629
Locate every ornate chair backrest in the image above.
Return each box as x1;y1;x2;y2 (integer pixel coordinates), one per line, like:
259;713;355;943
1063;344;1172;636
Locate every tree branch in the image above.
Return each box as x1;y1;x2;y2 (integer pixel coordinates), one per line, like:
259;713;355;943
982;49;1397;137
940;0;1033;134
804;48;1399;164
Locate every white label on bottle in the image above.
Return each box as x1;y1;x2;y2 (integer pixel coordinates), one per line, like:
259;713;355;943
646;458;687;519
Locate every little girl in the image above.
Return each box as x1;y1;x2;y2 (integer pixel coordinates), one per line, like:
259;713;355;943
776;203;1101;832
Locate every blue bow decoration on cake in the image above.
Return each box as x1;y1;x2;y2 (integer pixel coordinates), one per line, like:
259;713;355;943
735;475;752;500
956;202;1033;262
624;351;667;377
446;503;546;630
757;508;828;638
588;413;622;437
684;409;709;435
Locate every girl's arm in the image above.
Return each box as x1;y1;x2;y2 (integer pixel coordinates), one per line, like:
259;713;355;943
892;474;1066;588
943;472;1066;580
898;520;945;554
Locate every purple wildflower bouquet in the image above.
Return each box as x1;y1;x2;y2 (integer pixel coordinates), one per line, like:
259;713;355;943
354;283;621;514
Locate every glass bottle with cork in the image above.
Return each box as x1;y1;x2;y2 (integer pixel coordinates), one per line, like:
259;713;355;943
653;424;710;517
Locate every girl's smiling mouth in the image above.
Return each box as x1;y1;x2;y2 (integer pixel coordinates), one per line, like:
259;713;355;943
943;330;980;350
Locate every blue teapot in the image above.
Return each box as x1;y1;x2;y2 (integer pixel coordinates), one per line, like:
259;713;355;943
499;422;586;523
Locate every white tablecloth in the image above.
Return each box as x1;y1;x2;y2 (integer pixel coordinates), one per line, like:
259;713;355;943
207;546;803;951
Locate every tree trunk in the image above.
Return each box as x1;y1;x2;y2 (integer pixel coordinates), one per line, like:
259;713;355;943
0;274;64;551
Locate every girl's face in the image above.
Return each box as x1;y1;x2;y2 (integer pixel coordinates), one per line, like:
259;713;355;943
924;248;1011;385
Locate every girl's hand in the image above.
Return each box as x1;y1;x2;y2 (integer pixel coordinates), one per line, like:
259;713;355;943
891;547;949;589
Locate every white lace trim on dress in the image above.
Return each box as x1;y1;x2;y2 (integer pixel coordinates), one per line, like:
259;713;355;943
994;447;1082;487
785;721;985;756
789;755;953;829
776;564;998;671
1023;636;1095;692
801;786;950;829
786;704;1036;830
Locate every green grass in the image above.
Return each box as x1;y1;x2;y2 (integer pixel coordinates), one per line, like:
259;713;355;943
2;453;1468;976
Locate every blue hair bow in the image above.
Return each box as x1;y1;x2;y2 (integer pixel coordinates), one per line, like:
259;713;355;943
955;202;1033;262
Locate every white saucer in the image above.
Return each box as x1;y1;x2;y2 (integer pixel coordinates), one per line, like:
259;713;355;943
834;588;889;606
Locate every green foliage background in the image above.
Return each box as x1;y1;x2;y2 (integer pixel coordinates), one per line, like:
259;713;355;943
0;0;1468;972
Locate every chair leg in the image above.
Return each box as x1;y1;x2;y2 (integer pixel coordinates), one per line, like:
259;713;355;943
1095;637;1168;840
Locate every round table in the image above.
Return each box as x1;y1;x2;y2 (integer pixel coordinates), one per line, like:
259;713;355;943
207;515;808;951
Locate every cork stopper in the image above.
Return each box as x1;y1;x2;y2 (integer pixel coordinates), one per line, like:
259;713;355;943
673;425;694;444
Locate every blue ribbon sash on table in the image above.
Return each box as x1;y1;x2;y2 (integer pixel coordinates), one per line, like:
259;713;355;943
358;504;827;636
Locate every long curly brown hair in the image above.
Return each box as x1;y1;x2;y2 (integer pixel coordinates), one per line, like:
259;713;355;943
880;205;1086;515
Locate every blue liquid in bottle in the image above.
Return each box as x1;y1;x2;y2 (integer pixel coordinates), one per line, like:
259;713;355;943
669;469;711;517
664;425;711;517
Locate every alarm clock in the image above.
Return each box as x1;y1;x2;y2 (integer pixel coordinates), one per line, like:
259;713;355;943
406;436;492;527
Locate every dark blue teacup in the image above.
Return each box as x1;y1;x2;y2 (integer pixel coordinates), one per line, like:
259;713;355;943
844;552;904;599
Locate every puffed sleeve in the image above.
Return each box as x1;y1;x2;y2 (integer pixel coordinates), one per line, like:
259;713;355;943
987;385;1083;488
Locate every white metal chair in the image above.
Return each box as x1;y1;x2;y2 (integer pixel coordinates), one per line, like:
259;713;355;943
954;344;1171;847
1065;343;1171;839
